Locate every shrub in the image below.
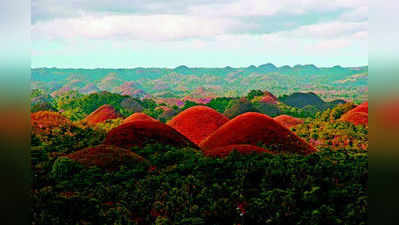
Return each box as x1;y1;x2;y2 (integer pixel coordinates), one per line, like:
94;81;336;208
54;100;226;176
50;157;83;179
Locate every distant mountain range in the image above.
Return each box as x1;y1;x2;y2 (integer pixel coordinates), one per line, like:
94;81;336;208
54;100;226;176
31;63;368;102
32;64;367;81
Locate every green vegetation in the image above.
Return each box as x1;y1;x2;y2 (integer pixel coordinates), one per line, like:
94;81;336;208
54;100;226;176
33;141;367;225
206;97;235;113
56;91;129;120
32;65;368;102
31;88;368;224
292;104;368;152
247;89;264;100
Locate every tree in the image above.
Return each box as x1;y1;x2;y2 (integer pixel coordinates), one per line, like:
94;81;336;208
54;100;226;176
247;90;264;100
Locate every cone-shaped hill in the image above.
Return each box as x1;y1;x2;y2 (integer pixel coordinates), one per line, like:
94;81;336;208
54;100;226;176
84;104;122;125
274;115;304;129
104;120;197;149
203;144;272;158
340;101;368;126
66;144;149;169
122;113;157;124
350;101;368;114
200;112;316;155
31;111;73;131
167;106;229;145
341;112;368;126
31;111;70;125
259;95;278;104
259;90;278;104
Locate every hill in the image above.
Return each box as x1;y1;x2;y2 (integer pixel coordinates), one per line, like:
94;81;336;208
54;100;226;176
279;92;345;111
274;115;304;128
65;144;148;169
83;104;122;125
104;120;197;149
340;102;368;126
31;64;368;102
122;113;157;124
200;112;316;155
167;106;229;145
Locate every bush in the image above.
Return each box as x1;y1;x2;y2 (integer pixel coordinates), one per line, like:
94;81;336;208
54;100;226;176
50;157;83;179
247;90;264;100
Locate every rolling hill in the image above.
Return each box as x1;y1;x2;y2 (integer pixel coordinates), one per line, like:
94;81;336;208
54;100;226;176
32;63;368;102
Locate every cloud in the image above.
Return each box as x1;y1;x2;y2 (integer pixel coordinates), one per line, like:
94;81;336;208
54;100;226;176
31;0;233;23
282;21;367;39
32;0;368;41
32;0;367;23
312;39;352;50
188;0;367;17
32;14;250;41
340;6;368;22
32;0;368;68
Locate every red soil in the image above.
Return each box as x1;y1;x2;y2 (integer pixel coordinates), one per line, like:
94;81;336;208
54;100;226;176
31;111;71;126
123;113;157;124
167;106;229;145
31;111;73;134
104;120;197;149
340;101;368;126
66;144;148;169
274;115;304;129
341;112;368;126
351;102;368;114
203;144;272;158
259;91;278;104
259;95;278;104
84;104;122;125
263;90;277;99
200;112;317;155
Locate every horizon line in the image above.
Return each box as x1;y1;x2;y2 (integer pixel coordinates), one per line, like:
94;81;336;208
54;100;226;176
31;63;369;70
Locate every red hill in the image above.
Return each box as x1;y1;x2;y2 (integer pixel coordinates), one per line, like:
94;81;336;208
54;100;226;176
167;106;229;145
263;90;277;99
203;144;272;158
340;101;368;126
200;112;316;155
341;112;368;126
123;113;157;124
351;101;368;113
259;91;278;104
31;111;73;134
104;120;197;149
84;104;122;125
66;144;148;169
259;95;278;104
274;115;304;129
31;111;70;126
